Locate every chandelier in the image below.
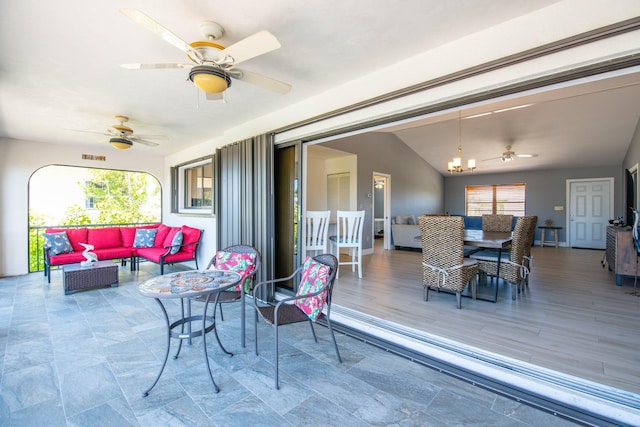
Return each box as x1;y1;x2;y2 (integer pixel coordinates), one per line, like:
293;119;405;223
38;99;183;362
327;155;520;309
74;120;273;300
447;111;476;173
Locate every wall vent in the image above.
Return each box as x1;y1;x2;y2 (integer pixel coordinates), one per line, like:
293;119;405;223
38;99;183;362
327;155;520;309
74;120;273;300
82;154;106;161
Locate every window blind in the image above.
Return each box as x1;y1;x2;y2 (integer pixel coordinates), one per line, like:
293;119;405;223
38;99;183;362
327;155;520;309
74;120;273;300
466;184;525;216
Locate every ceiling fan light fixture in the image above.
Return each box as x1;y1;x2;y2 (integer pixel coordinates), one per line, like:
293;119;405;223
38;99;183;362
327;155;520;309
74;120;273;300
189;65;231;93
110;137;133;150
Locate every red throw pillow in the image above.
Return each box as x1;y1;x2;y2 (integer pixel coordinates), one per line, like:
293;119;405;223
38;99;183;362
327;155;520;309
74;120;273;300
214;251;257;292
294;256;330;321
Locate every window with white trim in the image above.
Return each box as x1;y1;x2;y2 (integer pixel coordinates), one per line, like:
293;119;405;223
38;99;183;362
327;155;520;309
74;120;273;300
465;184;525;216
172;156;215;214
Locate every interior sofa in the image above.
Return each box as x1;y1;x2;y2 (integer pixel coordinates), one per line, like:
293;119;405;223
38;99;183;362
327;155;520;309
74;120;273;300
391;214;422;249
392;214;508;249
43;223;202;281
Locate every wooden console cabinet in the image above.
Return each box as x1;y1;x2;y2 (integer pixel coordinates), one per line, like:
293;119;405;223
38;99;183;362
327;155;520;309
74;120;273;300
606;226;640;286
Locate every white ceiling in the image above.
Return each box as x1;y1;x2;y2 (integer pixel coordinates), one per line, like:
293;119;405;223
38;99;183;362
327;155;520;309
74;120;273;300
1;0;639;174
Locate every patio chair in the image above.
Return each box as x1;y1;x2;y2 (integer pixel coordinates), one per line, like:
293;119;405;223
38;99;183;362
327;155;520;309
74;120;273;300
419;215;478;309
304;210;331;256
197;245;261;348
329;210;365;278
253;254;342;389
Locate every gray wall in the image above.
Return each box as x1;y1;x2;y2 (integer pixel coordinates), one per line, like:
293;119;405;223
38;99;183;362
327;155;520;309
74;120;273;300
323;132;443;249
443;166;624;244
623;117;640;172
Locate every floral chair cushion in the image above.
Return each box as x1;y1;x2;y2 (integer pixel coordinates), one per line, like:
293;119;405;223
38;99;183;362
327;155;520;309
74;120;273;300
133;228;157;248
214;251;257;292
294;256;330;321
169;230;183;254
43;232;73;255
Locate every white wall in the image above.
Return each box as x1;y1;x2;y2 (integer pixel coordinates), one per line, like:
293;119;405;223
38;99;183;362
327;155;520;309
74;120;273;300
161;136;226;271
0;138;165;276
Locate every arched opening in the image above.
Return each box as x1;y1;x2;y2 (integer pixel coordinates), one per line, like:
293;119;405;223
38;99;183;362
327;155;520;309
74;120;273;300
28;165;161;272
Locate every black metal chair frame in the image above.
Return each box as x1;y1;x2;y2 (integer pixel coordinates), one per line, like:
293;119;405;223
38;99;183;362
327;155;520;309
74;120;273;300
253;253;342;389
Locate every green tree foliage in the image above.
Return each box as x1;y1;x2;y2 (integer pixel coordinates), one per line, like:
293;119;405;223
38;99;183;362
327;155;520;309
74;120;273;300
84;169;160;224
61;204;92;225
28;209;46;272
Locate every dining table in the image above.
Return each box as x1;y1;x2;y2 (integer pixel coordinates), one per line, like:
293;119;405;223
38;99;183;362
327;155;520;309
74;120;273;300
463;229;513;302
138;269;242;396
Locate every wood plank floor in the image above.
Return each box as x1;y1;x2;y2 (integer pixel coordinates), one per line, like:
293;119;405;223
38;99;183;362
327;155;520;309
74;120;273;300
331;241;640;395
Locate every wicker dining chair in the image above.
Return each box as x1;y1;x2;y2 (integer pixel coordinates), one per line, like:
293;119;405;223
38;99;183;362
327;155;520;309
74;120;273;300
480;214;514;282
471;216;537;300
522;216;538;287
196;245;261;348
482;214;514;232
253;254;342;389
418;215;477;309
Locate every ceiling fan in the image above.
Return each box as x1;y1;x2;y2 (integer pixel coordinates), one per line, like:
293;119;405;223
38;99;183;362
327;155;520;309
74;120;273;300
120;9;291;99
68;116;161;150
483;145;537;163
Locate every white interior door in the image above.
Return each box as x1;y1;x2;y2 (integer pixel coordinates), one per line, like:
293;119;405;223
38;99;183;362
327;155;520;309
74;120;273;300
373;173;392;251
568;179;612;249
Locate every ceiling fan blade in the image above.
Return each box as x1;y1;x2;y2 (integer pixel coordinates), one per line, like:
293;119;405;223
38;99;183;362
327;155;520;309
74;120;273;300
231;68;291;94
64;128;105;135
482;156;502;162
516;153;537;158
205;92;224;101
120;62;192;70
219;30;281;65
132;138;160;147
120;8;203;62
134;134;168;140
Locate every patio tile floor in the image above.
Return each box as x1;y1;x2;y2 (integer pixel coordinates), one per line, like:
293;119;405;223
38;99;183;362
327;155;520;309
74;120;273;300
0;264;579;426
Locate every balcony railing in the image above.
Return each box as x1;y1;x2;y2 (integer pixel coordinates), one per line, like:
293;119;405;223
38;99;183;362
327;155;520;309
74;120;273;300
29;222;160;273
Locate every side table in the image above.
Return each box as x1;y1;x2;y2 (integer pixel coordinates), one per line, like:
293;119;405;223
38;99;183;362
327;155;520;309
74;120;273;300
539;226;562;248
63;261;119;295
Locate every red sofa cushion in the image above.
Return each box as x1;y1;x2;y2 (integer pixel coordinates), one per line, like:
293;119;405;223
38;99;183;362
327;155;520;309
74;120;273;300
180;226;201;255
163;227;181;247
88;227;122;249
154;224;171;248
46;227;88;252
49;251;86;265
120;227;137;248
135;247;195;263
93;247;133;260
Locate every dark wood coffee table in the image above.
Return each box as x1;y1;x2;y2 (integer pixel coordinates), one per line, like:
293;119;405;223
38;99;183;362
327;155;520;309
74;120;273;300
63;260;119;295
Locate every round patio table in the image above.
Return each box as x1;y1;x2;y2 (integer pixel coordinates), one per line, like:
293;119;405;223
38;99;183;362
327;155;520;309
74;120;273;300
138;269;241;396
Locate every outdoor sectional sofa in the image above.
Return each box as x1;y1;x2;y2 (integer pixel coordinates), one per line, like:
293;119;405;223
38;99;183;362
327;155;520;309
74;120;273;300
43;223;202;282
